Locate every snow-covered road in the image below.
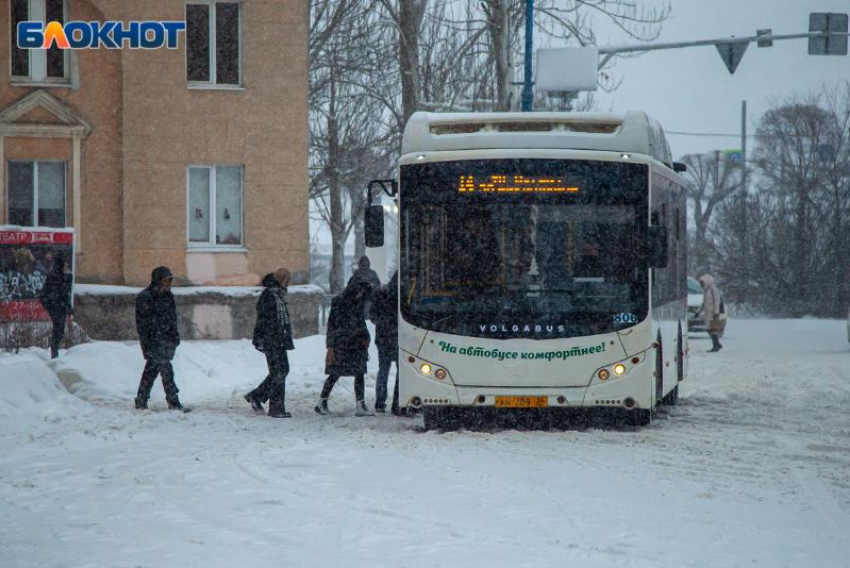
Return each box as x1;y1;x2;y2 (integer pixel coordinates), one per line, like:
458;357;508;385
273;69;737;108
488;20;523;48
1;319;849;568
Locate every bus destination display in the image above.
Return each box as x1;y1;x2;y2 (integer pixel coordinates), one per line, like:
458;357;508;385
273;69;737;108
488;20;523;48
458;175;579;194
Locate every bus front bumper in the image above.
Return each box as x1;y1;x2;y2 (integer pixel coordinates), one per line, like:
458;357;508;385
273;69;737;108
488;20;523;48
400;362;653;411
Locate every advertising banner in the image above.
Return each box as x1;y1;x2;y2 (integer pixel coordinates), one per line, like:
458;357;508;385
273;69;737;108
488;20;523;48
0;228;75;322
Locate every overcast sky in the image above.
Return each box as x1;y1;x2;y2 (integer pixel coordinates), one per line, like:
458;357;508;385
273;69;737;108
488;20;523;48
587;0;850;158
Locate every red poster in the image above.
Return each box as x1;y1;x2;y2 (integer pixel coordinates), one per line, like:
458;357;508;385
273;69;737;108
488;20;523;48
0;227;75;322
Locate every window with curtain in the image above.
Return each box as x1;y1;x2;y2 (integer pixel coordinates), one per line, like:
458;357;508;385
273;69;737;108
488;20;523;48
187;165;243;246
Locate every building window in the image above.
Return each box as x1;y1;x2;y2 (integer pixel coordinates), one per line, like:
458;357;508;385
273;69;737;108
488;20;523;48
186;2;241;86
188;165;243;247
7;161;66;228
10;0;68;82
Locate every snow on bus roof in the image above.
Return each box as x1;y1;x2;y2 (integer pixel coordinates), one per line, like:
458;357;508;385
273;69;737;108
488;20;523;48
401;110;673;166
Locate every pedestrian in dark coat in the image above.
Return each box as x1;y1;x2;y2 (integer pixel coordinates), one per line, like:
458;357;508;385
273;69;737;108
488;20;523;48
39;253;73;359
348;256;380;318
371;272;399;414
245;268;295;418
134;266;187;412
348;256;381;291
315;278;373;416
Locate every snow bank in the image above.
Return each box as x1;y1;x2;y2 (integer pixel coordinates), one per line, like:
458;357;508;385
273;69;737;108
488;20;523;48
47;333;367;407
0;352;84;418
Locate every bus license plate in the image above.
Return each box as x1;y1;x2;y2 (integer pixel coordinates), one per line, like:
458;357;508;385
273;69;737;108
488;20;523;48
495;396;548;408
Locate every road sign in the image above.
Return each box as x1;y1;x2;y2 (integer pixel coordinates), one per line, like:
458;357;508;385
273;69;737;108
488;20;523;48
809;13;848;55
536;47;599;92
723;149;744;164
715;41;749;74
756;29;773;48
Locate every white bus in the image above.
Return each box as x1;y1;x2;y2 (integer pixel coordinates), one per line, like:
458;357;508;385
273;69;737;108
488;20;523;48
372;111;688;429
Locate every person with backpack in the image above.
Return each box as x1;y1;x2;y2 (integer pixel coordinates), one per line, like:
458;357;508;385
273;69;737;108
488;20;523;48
315;278;374;417
244;268;295;418
39;253;73;359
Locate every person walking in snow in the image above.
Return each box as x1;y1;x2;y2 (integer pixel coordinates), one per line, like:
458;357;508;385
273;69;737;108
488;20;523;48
370;271;400;414
39;253;73;359
134;266;188;412
244;268;295;418
699;274;726;353
315;278;374;416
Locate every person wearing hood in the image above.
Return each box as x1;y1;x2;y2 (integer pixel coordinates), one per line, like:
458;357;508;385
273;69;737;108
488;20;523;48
370;271;400;414
245;268;295;418
315;278;374;416
698;274;726;353
348;255;380;291
134;266;187;411
38;253;73;359
348;255;380;318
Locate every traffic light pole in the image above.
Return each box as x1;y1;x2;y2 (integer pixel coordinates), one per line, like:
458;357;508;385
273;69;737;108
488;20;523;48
521;0;534;112
596;30;848;69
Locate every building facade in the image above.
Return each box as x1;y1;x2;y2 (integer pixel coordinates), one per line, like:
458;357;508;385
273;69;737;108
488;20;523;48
0;0;309;286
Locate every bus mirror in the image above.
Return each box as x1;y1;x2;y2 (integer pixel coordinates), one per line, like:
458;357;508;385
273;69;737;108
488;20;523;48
673;162;688;173
365;205;384;247
648;225;669;268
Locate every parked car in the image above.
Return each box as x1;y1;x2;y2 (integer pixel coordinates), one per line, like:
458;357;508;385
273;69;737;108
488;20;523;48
687;276;704;332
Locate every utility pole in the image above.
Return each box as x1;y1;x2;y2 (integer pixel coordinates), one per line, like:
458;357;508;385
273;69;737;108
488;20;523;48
521;0;534;112
741;100;747;193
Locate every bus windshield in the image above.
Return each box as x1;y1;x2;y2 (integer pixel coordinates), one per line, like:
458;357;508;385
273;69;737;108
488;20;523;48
400;158;649;339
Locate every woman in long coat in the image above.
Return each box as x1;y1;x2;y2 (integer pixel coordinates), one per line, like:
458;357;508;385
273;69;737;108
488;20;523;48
315;278;374;416
245;268;295;417
699;274;726;352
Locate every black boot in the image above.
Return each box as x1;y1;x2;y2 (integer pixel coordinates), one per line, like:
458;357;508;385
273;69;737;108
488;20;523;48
134;397;148;410
244;393;264;413
268;408;292;418
708;334;722;353
168;399;192;413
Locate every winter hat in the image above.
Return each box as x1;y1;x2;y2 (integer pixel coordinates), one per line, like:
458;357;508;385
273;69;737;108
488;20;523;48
150;266;173;285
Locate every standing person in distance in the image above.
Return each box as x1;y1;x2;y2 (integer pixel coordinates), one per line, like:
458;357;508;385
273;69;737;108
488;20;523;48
698;274;726;353
245;268;295;418
315;278;374;416
134;266;188;412
39;253;73;359
371;272;400;414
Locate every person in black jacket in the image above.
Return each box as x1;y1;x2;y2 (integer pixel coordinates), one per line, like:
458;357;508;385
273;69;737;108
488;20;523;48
244;268;295;418
39;253;73;359
371;271;399;414
315;278;373;416
134;266;187;412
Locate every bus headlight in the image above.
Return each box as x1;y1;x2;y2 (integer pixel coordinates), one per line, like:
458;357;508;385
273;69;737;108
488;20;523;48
598;369;610;381
434;368;447;380
420;363;432;375
613;363;627;376
595;353;645;383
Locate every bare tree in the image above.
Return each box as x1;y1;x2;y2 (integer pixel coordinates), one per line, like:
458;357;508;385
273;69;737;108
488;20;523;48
681;151;743;274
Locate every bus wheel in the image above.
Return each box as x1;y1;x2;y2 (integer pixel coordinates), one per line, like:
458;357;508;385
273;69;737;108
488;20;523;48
423;407;440;431
655;336;664;407
662;385;679;406
423;407;463;432
631;409;651;427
